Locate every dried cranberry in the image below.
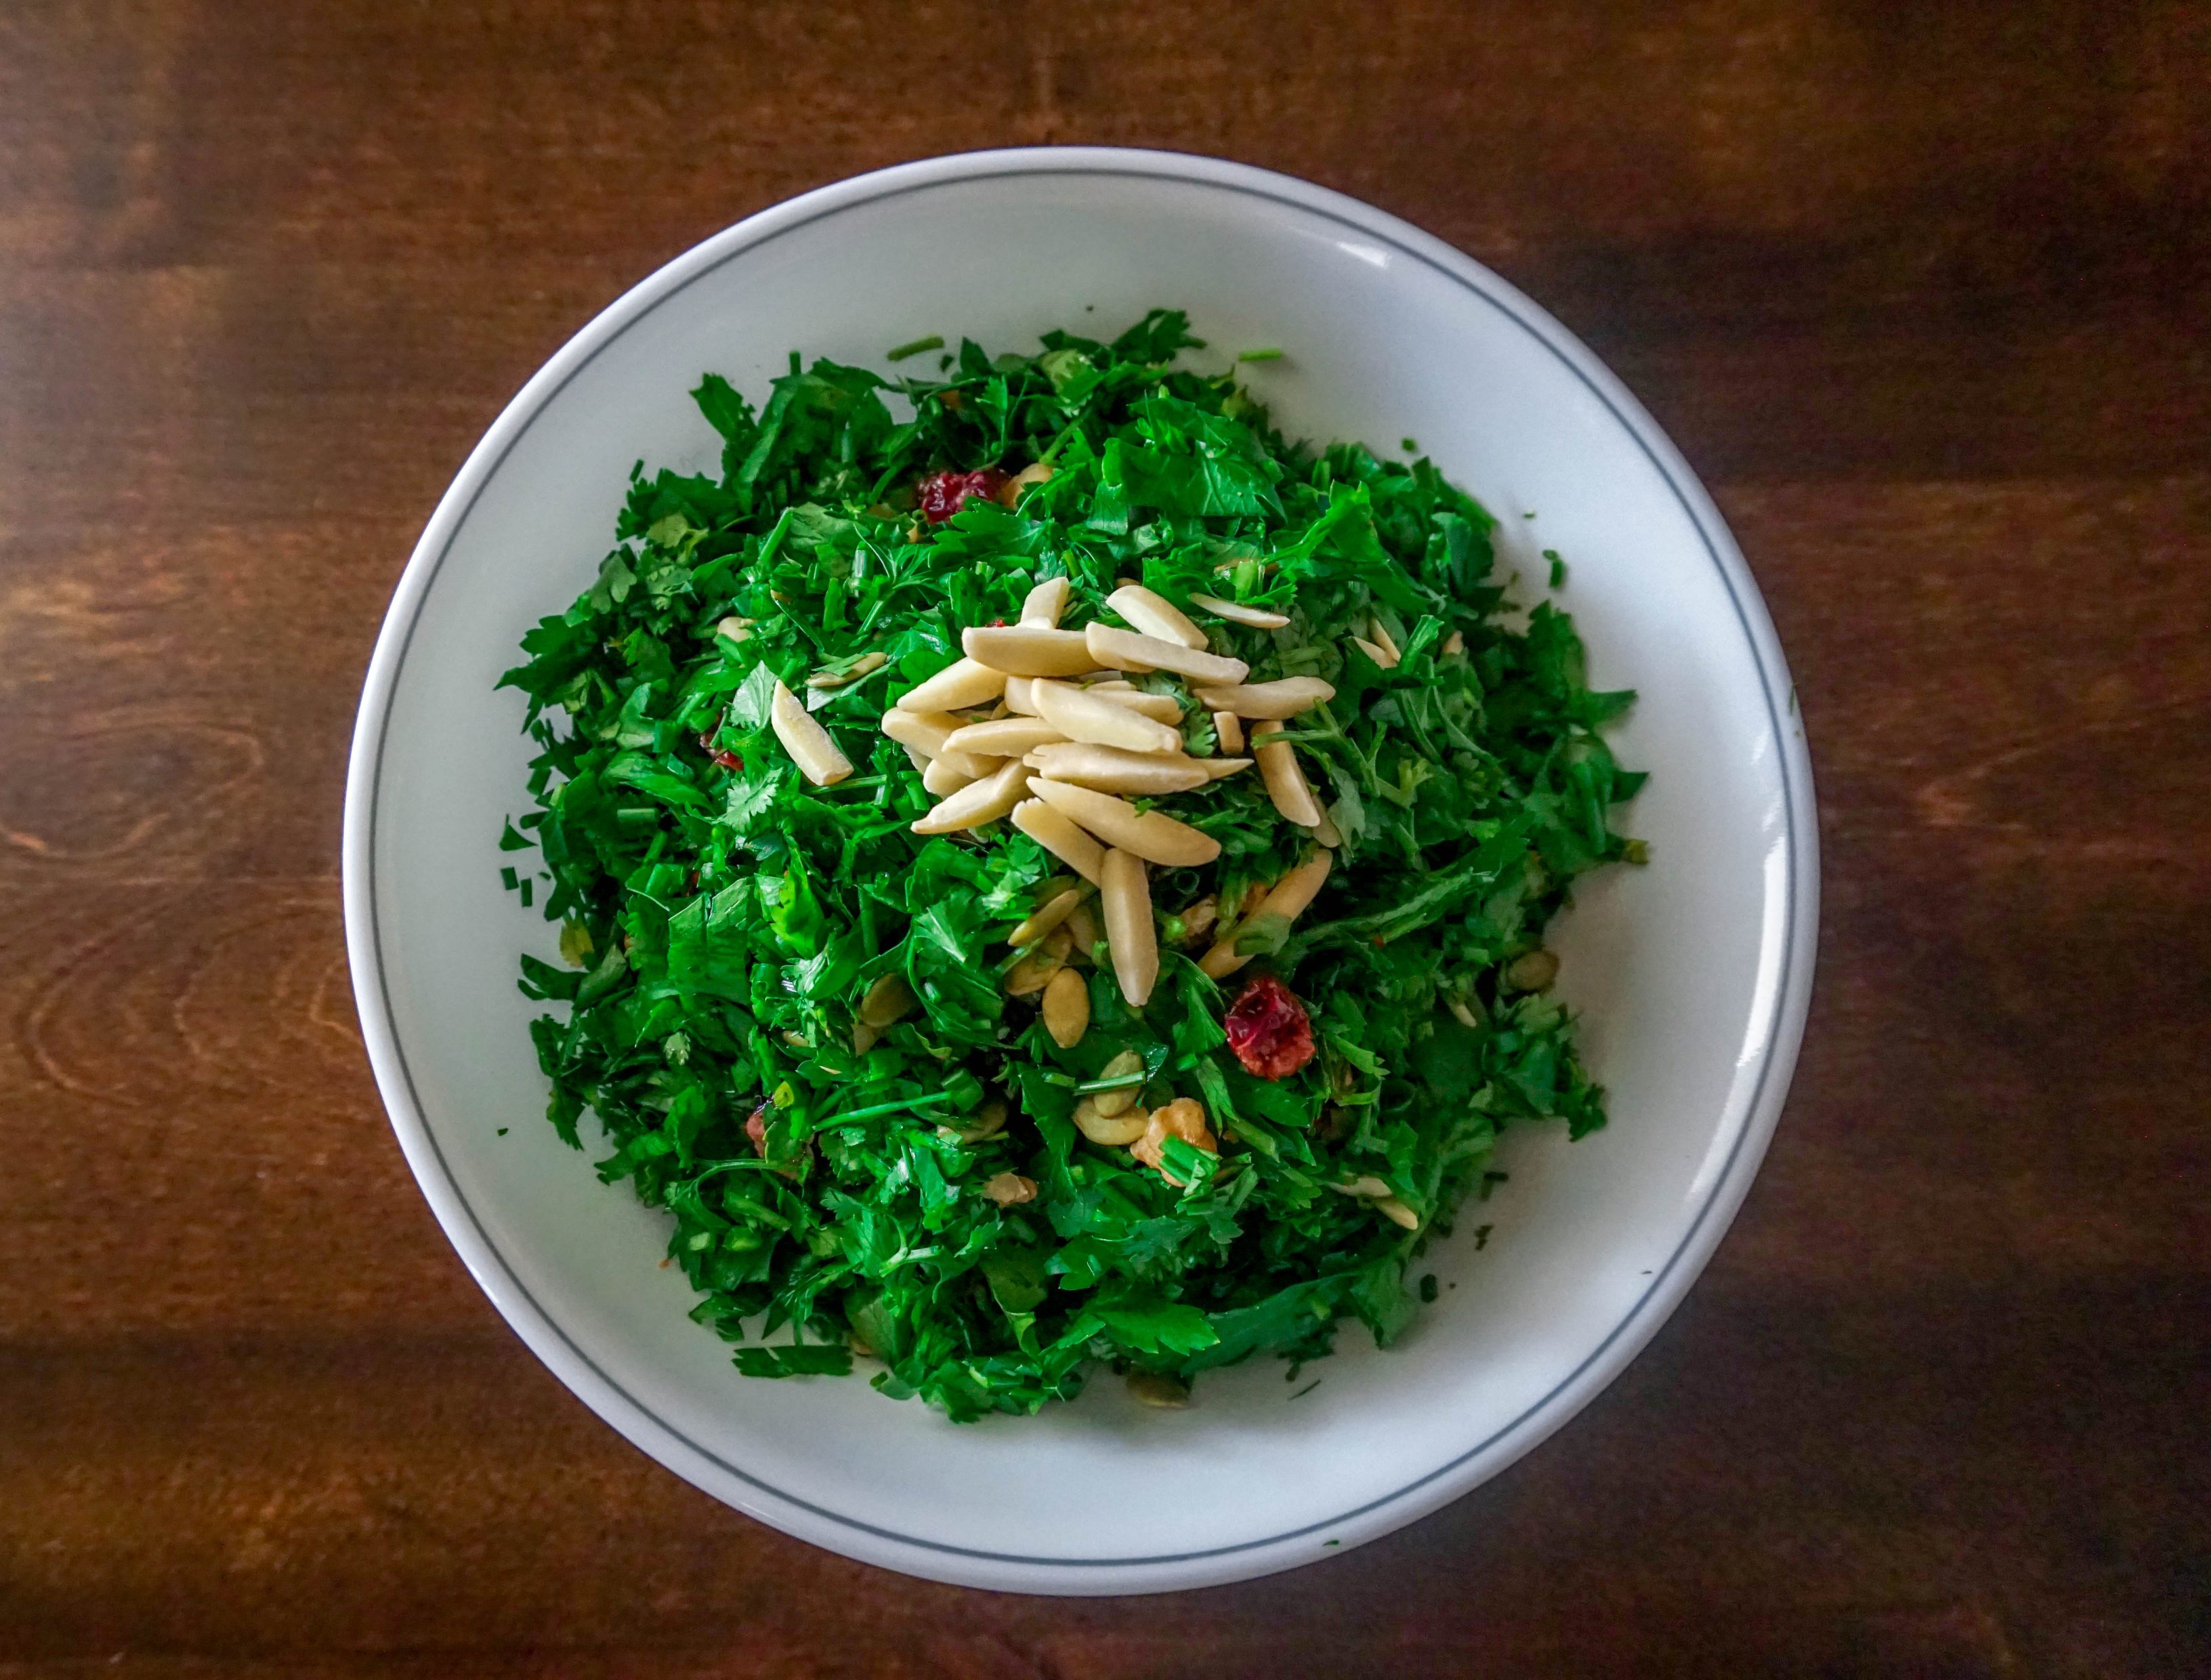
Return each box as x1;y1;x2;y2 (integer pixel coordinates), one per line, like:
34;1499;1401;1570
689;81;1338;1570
697;720;742;771
1223;975;1317;1080
917;467;1010;523
690;707;742;769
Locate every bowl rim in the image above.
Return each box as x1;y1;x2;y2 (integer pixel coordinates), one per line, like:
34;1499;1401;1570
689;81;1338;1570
341;144;1819;1594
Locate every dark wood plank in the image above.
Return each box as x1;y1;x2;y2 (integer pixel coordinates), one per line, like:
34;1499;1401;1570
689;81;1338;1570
2;0;2207;1675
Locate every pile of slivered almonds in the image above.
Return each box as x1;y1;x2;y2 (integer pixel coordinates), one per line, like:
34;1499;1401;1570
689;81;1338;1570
761;574;1339;1007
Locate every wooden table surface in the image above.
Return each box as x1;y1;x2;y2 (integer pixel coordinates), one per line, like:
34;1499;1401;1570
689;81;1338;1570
3;2;2206;1675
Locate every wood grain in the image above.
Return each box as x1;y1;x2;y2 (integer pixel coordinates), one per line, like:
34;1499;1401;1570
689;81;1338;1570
2;1;2206;1674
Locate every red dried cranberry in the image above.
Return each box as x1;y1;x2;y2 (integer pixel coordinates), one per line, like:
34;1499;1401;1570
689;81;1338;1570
697;721;742;771
697;732;742;771
1223;975;1317;1080
917;467;1011;523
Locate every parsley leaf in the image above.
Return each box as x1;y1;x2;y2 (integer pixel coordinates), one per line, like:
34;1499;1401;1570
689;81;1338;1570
499;312;1644;1419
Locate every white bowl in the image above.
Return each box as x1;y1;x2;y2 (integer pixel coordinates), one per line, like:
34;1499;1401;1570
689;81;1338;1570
343;148;1817;1594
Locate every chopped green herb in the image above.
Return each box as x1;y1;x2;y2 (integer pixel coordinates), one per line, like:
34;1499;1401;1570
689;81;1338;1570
1545;547;1566;589
497;310;1643;1421
885;334;944;363
1238;347;1285;362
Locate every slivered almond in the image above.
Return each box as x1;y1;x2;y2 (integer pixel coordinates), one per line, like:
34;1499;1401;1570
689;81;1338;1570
1198;757;1252;781
1192;677;1335;719
1030;679;1183;755
879;707;966;757
901;742;931;774
1019;575;1070;626
1005;947;1063;995
1108;584;1206;650
963;624;1108;677
770;679;854;786
1441;630;1465;656
1213;711;1244;753
1366;617;1402;664
1351;635;1398;670
1028;778;1221;867
1010;798;1108;884
900;657;1007;713
1095;688;1184;723
1259;849;1334;923
1199;850;1333;978
1010;677;1181;723
910;759;1031;835
715;615;755;644
1187;593;1290;630
1252;721;1323;826
1063;899;1101;963
1374;1196;1421;1230
1099;848;1160;1008
1306;807;1344;848
858;973;917;1027
807;650;887;689
921;751;996;796
943;717;1067;757
1007;886;1085;948
1024;742;1211;795
1329;1175;1392;1199
1083;622;1248;685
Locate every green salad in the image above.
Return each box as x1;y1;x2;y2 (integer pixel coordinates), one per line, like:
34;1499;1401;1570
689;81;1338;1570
498;310;1644;1421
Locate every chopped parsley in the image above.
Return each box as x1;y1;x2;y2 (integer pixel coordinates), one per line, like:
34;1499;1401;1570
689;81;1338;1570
496;310;1644;1421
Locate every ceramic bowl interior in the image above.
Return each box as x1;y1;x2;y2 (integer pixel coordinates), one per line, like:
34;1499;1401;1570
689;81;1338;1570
343;148;1816;1594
